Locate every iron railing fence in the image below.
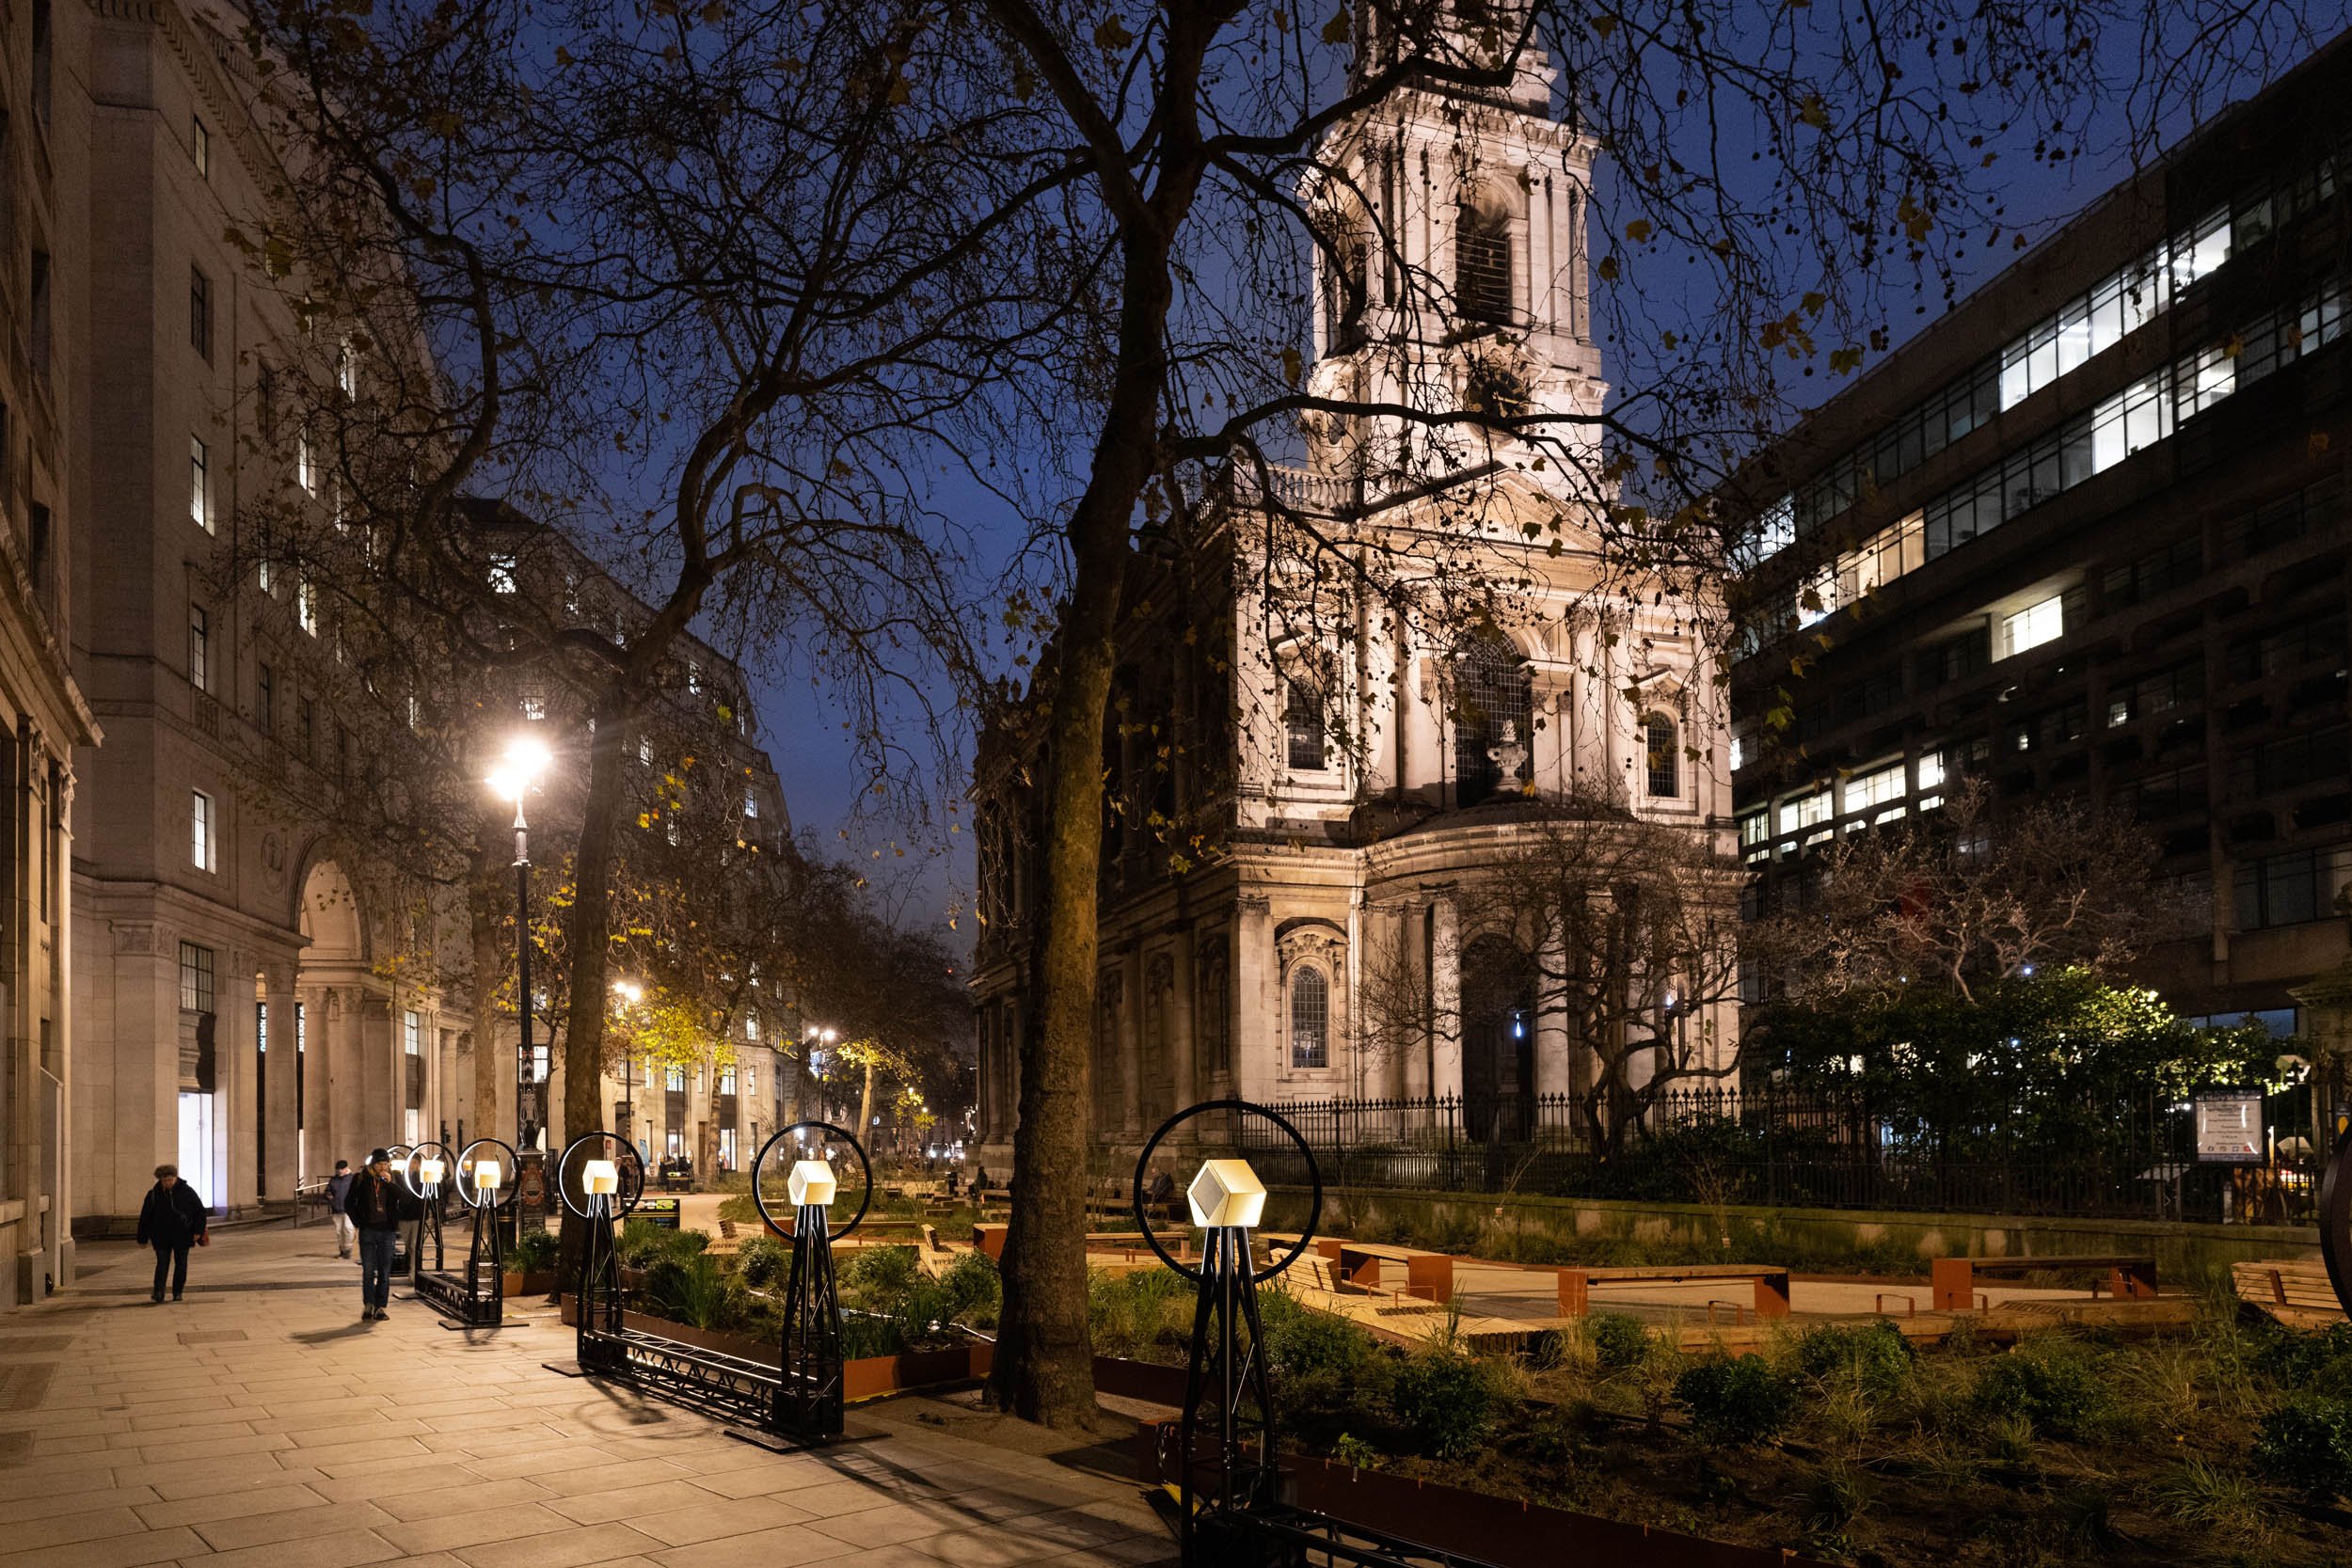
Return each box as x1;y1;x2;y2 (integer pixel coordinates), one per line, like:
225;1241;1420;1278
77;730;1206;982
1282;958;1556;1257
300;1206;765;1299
1232;1084;2322;1225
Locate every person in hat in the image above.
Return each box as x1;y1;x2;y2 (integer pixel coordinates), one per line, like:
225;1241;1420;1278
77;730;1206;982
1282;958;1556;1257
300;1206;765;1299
348;1148;405;1321
135;1164;208;1303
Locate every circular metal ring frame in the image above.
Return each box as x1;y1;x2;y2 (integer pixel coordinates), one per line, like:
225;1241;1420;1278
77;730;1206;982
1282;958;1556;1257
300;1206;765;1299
387;1144;413;1165
1133;1099;1322;1284
554;1132;646;1222
453;1137;520;1212
400;1141;454;1200
2321;1120;2352;1316
750;1121;872;1242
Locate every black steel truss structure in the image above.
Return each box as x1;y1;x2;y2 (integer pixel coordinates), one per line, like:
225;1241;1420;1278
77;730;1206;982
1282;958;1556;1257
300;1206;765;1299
776;1202;846;1437
1178;1223;1279;1552
414;1196;506;1327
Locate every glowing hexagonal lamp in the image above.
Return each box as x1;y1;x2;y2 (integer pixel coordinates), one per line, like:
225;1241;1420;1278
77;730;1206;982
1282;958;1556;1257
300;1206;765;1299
1186;1159;1266;1229
474;1159;503;1192
787;1159;837;1209
582;1159;619;1196
417;1155;447;1187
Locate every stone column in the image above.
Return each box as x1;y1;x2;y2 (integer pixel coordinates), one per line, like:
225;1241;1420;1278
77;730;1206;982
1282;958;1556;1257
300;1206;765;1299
1232;896;1273;1103
1533;927;1574;1104
1430;897;1463;1101
1168;930;1198;1117
263;970;297;1201
223;949;260;1212
1118;949;1144;1139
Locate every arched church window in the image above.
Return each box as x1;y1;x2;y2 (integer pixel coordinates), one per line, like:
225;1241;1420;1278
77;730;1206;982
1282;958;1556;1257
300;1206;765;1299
1454;633;1534;807
1455;200;1514;325
1285;680;1327;771
1288;966;1329;1069
1645;713;1680;798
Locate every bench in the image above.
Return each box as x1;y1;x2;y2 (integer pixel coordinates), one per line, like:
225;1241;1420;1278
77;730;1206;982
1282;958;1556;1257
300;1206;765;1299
1557;1263;1792;1321
1931;1254;2157;1311
1339;1243;1454;1306
2231;1259;2344;1323
718;1218;739;1241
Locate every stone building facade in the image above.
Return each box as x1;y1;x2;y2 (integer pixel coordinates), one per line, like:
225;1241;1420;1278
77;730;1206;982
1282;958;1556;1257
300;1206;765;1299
970;19;1736;1172
0;0;103;1309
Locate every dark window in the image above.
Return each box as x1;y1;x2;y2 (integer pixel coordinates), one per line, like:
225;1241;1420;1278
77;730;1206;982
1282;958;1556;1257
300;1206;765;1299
1454;635;1534;807
1455;204;1513;325
1645;713;1679;798
187;604;209;691
190;266;212;360
1288;967;1329;1069
256;662;275;737
1285;681;1326;771
298;696;315;760
2233;846;2352;929
178;941;215;1014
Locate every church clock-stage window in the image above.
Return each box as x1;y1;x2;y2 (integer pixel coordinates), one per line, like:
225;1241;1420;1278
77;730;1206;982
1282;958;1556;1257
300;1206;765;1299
1323;225;1370;352
1645;712;1681;799
1456;201;1514;325
1288;965;1330;1069
1454;634;1534;807
1285;680;1327;771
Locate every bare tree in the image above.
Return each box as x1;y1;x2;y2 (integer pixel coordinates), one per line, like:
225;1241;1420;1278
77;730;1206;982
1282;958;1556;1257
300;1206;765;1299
1744;779;2194;1005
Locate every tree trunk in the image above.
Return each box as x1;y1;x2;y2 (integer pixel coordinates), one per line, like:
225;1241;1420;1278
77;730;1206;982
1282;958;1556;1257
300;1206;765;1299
857;1057;877;1148
553;692;631;1276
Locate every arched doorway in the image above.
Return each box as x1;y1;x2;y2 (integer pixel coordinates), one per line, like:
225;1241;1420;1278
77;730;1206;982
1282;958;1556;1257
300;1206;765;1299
1459;934;1534;1142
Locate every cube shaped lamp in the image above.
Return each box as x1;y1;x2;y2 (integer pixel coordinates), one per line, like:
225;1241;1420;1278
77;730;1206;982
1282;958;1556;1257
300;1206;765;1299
1186;1159;1267;1229
474;1159;503;1192
417;1156;447;1186
582;1158;619;1196
787;1159;837;1208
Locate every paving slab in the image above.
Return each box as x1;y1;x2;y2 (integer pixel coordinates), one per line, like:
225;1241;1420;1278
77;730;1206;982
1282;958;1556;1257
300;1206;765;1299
0;1225;1173;1567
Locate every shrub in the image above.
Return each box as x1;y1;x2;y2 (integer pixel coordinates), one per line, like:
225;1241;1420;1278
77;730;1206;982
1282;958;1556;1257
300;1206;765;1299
1673;1355;1799;1447
1089;1268;1191;1360
939;1250;1001;1326
1390;1347;1496;1460
2250;1393;2352;1497
1587;1312;1649;1370
1261;1291;1385;1420
2147;1454;2266;1530
836;1245;920;1310
644;1253;739;1332
2251;1322;2352;1400
1972;1340;2110;1439
1797;1320;1915;1397
508;1229;558;1273
736;1235;789;1290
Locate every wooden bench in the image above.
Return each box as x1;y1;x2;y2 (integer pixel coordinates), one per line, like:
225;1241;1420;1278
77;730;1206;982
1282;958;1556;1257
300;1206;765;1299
2231;1259;2342;1323
1339;1243;1454;1306
1931;1254;2157;1311
718;1218;739;1241
1558;1263;1791;1320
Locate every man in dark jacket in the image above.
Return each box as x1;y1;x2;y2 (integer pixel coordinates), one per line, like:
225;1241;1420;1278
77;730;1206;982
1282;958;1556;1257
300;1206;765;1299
327;1160;356;1259
135;1164;208;1303
349;1149;407;1321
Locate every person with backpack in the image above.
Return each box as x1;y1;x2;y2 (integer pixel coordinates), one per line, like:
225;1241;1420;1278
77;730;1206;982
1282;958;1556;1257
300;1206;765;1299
135;1164;209;1303
326;1159;356;1259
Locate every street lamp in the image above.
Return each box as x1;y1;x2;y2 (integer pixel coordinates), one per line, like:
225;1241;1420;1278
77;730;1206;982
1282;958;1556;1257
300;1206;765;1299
487;734;553;1164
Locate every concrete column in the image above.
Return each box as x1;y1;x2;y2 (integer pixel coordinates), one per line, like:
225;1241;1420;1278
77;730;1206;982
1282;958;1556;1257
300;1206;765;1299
301;988;332;1180
1168;931;1198;1117
1344;895;1365;1097
262;973;296;1201
1431;897;1463;1101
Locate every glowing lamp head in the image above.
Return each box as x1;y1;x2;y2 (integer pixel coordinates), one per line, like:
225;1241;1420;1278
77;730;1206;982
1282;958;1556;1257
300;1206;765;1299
582;1158;619;1196
487;735;554;801
787;1159;837;1208
1186;1159;1267;1229
473;1159;503;1192
417;1156;447;1186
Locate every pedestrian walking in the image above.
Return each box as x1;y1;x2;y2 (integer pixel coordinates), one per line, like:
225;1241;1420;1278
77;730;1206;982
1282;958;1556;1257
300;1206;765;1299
135;1164;208;1303
326;1160;356;1259
349;1148;406;1321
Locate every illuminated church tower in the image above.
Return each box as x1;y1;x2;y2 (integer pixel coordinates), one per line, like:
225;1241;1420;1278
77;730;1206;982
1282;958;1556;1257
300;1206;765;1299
1304;2;1607;494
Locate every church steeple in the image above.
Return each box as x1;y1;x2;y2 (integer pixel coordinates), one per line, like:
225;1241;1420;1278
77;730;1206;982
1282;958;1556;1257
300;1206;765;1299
1305;2;1605;488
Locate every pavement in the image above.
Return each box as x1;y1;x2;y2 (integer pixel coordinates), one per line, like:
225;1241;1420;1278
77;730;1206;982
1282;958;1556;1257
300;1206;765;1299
0;1225;1175;1568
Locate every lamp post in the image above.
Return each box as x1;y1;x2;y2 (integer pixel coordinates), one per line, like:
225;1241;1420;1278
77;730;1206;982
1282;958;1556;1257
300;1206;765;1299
486;735;553;1216
612;979;644;1151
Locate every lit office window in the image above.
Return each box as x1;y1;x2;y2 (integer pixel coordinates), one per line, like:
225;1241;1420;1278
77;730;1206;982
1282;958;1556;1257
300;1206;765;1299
2000;595;2066;658
191;789;216;871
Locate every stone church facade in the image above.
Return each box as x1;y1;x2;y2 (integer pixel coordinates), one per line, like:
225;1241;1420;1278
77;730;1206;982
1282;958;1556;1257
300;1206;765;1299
970;16;1737;1173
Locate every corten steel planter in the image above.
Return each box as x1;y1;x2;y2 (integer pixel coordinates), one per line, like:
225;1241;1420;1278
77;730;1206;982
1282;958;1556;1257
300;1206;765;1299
1134;1418;1842;1568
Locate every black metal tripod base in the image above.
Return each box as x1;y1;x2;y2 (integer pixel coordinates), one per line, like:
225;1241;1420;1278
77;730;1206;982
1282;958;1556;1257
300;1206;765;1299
723;1424;883;1454
439;1318;528;1331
